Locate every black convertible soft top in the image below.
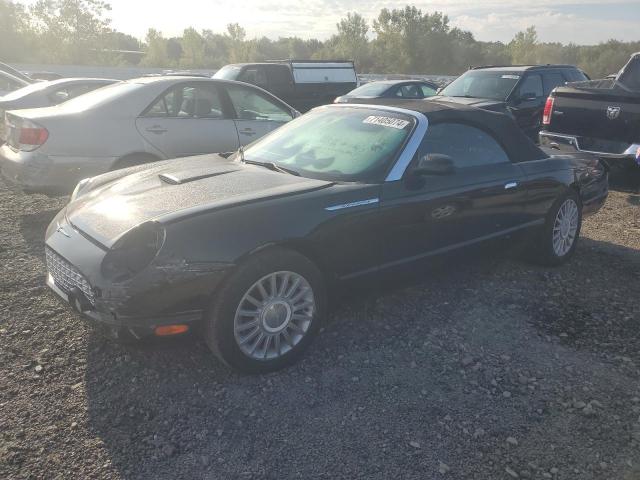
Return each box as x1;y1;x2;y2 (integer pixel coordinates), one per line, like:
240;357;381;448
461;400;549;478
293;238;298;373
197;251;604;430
349;98;548;163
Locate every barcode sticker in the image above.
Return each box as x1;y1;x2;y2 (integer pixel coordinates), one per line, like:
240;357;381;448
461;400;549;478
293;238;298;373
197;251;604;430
363;115;410;129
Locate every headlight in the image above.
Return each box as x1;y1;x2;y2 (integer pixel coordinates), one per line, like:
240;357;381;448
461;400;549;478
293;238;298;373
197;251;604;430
70;177;92;201
101;222;166;282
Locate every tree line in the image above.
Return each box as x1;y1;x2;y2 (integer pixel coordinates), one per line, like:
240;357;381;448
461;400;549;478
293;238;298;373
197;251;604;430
1;0;639;78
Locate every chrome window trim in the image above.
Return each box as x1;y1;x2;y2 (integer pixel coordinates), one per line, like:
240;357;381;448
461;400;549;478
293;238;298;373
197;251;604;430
317;104;429;182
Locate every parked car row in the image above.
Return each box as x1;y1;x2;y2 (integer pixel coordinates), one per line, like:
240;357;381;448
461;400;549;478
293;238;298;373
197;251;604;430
4;55;636;373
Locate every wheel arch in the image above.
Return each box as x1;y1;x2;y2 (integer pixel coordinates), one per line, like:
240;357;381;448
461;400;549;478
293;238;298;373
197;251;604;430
225;239;335;291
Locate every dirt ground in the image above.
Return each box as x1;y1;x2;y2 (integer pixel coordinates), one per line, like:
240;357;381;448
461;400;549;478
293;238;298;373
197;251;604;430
0;179;639;479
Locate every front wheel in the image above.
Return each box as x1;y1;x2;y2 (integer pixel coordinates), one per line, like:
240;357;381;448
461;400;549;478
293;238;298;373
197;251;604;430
204;248;326;373
530;191;582;266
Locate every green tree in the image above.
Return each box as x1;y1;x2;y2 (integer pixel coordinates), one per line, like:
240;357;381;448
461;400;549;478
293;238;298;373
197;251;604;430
0;0;32;62
180;27;206;68
327;12;371;71
509;26;538;64
29;0;112;64
226;23;248;62
141;28;170;67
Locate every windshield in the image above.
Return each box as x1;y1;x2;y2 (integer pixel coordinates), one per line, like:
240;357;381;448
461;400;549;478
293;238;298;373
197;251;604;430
213;65;242;80
55;81;139;112
346;82;391;97
441;71;521;101
242;107;415;182
618;55;640;91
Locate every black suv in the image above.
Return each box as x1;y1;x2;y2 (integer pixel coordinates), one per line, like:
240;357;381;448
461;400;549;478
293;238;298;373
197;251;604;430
434;65;589;140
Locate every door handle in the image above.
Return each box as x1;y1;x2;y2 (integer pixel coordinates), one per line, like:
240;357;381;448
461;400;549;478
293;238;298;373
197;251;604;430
504;182;518;190
240;128;256;136
146;126;167;134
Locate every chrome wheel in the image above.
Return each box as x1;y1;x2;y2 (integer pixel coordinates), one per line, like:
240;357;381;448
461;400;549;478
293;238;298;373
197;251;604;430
552;198;579;257
234;271;315;361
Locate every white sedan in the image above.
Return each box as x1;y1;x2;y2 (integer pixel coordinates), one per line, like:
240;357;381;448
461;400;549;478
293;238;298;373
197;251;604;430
0;76;299;194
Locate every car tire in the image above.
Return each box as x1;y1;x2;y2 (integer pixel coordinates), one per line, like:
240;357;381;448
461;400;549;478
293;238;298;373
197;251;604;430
530;190;582;266
204;247;326;373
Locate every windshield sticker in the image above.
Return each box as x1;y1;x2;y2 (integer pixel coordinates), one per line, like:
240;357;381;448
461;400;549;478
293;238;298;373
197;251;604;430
501;74;520;80
363;115;410;129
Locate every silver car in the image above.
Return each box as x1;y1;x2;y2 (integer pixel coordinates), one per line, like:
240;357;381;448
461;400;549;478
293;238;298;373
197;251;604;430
0;78;118;112
0;76;299;194
0;78;118;143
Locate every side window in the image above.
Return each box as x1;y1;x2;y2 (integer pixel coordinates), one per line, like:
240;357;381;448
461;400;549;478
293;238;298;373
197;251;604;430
50;88;71;104
518;74;543;99
420;83;437;97
542;72;566;96
238;67;268;88
416;123;510;169
618;56;640;90
266;65;291;87
396;84;422;98
225;84;293;122
67;84;94;97
144;85;224;118
564;69;586;82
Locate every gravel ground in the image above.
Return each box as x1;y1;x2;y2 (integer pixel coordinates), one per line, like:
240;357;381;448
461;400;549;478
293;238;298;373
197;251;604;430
0;177;639;480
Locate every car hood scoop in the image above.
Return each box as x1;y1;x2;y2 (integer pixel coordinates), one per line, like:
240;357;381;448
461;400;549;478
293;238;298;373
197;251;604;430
158;168;239;185
66;154;331;248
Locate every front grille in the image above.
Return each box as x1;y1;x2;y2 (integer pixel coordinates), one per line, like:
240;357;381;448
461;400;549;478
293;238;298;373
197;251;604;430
46;248;95;305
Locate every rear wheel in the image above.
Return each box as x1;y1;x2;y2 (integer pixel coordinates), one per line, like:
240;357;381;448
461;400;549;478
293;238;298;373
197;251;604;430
530;190;582;265
204;248;326;373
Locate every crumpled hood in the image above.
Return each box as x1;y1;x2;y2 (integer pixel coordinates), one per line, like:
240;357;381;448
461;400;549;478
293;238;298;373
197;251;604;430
431;95;509;114
66;154;331;248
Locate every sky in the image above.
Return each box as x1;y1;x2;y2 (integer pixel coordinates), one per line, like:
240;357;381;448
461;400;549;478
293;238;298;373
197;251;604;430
26;0;640;44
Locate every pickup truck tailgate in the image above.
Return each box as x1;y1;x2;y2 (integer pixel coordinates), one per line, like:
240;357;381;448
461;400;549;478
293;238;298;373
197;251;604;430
549;85;640;145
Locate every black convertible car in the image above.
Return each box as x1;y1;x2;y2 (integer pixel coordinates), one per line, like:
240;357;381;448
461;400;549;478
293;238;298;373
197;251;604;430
44;101;608;372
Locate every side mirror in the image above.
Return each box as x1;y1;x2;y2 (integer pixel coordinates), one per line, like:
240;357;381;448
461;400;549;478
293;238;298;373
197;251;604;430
412;154;456;176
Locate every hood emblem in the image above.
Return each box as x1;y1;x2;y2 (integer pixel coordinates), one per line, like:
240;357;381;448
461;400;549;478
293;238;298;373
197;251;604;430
606;106;621;120
56;225;71;238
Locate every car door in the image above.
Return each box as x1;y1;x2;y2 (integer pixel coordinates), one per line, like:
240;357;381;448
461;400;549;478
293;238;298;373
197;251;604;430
509;73;544;140
378;122;528;269
222;83;294;146
135;82;239;158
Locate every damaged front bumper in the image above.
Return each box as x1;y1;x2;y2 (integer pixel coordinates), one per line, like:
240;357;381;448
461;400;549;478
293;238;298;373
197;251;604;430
44;210;232;339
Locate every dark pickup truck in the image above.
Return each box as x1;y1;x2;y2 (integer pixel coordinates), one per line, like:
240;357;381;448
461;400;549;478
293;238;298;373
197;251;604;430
433;64;589;141
213;60;358;113
540;52;640;170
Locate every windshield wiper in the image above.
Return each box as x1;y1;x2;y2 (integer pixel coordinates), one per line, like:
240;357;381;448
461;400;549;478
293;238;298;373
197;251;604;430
242;158;300;176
